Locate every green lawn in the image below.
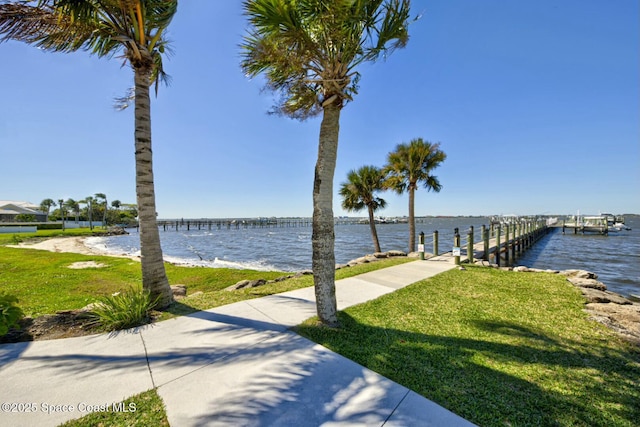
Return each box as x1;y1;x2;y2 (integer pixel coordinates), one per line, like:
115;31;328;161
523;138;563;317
296;266;640;427
58;389;168;427
0;228;109;244
0;231;411;318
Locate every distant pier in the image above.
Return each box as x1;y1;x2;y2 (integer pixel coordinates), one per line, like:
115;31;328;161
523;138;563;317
157;217;360;231
154;216;437;231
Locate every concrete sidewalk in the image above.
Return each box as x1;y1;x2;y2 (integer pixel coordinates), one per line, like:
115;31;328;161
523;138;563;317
1;257;475;427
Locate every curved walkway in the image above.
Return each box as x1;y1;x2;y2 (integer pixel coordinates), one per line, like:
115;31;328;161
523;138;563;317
1;256;475;426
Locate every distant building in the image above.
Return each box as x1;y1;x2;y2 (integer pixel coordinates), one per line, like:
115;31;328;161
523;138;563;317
0;201;48;222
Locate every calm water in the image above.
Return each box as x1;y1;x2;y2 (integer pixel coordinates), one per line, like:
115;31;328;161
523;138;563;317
86;216;639;297
516;215;639;297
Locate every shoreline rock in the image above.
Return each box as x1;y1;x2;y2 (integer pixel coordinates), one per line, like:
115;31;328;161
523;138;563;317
341;250;409;268
225;251;411;291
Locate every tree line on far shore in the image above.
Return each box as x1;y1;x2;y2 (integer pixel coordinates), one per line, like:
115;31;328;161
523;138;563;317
32;195;138;227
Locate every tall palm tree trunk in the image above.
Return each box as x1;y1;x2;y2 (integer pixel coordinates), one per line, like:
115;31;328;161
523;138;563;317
367;205;382;253
103;197;108;227
134;68;173;309
408;185;416;253
312;105;340;327
88;200;93;230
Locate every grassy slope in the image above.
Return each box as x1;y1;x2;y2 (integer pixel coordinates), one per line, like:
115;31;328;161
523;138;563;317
296;266;640;427
0;231;411;318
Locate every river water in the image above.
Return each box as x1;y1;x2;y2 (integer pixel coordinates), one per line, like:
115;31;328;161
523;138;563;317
86;215;639;298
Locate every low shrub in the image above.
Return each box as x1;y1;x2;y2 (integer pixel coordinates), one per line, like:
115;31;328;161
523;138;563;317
0;293;24;336
88;287;159;332
36;223;63;230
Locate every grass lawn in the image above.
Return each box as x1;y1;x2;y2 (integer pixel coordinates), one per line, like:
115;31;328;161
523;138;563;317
296;266;640;427
58;389;168;427
0;230;412;318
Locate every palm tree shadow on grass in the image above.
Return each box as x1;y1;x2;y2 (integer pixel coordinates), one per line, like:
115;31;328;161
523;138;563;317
296;313;640;426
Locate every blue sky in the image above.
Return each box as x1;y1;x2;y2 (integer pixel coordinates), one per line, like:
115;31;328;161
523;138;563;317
1;0;638;218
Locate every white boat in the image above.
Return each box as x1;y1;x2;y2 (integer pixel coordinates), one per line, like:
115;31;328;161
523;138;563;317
614;222;631;231
563;212;631;234
374;216;398;224
601;213;631;231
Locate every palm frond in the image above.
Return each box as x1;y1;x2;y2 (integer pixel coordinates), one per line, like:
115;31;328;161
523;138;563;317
241;0;413;120
339;165;387;212
0;1;95;50
1;0;176;93
384;138;447;195
113;86;134;111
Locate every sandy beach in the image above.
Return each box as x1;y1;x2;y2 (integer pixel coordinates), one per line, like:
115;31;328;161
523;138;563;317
8;236;139;260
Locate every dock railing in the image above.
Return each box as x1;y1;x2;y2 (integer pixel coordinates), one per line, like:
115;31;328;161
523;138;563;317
419;218;549;266
485;218;549;266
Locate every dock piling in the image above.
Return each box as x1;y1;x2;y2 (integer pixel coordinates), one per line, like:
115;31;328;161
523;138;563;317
482;225;489;261
467;226;474;264
454;228;461;265
433;230;439;256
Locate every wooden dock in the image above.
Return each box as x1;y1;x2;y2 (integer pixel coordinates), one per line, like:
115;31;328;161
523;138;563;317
420;219;550;267
559;216;610;235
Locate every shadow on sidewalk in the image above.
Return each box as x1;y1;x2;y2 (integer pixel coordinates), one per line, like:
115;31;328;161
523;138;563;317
0;341;29;368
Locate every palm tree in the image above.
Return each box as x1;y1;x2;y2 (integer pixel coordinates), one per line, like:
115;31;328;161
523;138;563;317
95;192;107;227
0;0;176;308
339;166;387;253
39;198;56;220
64;198;80;223
111;199;121;224
241;0;412;327
384;138;446;253
81;196;95;230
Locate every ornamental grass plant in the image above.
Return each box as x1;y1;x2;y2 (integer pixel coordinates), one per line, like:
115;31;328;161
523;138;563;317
0;293;24;336
88;287;159;332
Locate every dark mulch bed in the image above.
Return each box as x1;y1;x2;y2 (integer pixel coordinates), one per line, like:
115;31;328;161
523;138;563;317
0;311;101;344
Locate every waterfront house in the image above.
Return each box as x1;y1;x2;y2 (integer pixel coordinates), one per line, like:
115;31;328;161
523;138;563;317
0;201;47;222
